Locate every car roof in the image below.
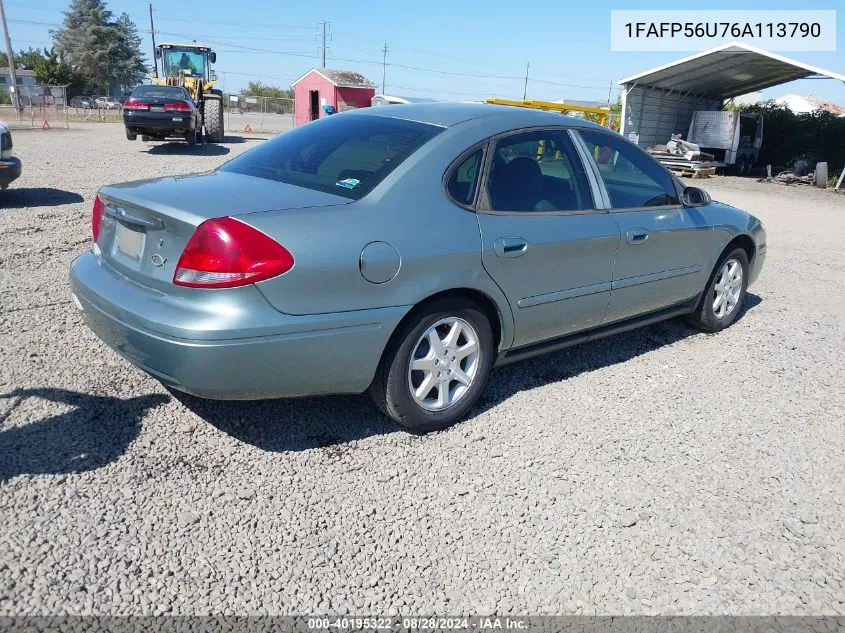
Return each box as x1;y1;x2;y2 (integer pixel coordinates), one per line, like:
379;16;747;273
342;102;607;131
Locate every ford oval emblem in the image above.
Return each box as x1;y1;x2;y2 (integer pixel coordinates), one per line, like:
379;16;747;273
150;254;166;267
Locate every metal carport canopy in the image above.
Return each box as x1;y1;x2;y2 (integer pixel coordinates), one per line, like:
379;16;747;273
617;42;845;99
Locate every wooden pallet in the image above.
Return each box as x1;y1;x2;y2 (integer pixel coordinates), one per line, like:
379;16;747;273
668;166;716;179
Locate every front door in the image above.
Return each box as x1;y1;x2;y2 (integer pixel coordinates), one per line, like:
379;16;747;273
577;129;710;323
476;128;621;348
309;90;319;121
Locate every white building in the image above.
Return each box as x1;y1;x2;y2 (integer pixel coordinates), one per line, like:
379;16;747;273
0;68;38;87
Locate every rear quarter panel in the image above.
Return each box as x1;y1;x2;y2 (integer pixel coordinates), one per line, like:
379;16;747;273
239;119;516;347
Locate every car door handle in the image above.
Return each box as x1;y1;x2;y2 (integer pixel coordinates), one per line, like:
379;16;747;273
494;237;528;258
626;229;649;245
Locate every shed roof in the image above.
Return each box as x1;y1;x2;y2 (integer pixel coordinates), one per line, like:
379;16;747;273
293;68;376;89
618;42;845;99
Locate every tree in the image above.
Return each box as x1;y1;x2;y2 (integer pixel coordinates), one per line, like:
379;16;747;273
608;96;622;130
245;81;293;100
51;0;145;94
111;13;146;92
0;47;79;90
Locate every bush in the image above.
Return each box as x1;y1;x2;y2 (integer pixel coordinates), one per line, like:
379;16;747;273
729;100;845;170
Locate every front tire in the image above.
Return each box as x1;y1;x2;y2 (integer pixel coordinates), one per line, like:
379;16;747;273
370;298;495;433
687;247;749;333
203;97;223;143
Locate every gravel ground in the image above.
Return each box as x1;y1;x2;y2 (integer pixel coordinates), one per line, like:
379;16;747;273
1;125;843;616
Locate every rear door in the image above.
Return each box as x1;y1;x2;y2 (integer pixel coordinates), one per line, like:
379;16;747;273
475;128;620;348
576;129;710;323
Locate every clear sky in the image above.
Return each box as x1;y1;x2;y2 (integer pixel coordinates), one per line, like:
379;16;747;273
5;0;844;105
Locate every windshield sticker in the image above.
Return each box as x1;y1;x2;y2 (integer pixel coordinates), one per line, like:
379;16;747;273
336;178;361;189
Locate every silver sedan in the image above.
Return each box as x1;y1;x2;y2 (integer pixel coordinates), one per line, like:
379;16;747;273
70;103;766;432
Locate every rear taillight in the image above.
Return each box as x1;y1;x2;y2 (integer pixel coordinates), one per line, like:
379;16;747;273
92;195;106;242
123;99;149;110
164;102;191;112
173;217;294;288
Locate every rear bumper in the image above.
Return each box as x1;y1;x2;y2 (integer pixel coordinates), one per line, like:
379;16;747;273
70;251;408;400
0;157;21;187
124;112;196;133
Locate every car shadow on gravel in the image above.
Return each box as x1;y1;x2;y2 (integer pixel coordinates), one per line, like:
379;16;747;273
0;387;170;481
1;188;84;209
177;294;761;452
223;135;267;143
170;390;395;453
475;293;762;414
145;143;230;156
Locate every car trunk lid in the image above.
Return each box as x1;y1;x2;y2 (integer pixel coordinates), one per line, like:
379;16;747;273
95;170;352;291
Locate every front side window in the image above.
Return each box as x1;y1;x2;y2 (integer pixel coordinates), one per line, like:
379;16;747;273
446;149;483;206
486;130;593;212
221;114;443;200
578;129;679;209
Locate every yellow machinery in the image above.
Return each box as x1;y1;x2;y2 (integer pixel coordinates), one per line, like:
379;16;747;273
484;98;610;127
153;42;224;142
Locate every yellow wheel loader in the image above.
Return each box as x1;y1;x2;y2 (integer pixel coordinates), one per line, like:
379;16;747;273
152;43;224;143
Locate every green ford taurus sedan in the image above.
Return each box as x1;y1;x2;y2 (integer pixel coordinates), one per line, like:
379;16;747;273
70;103;766;432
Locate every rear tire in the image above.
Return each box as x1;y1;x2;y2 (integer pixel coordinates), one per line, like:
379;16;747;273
687;247;749;333
186;129;197;147
734;154;747;176
370;298;495;433
203;97;223;143
125;129;136;141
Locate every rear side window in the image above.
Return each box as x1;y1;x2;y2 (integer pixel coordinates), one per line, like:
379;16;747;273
221;114;444;200
446;149;483;206
486;129;593;212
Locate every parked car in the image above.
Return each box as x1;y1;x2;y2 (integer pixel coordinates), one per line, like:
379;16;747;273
0;122;21;189
122;85;202;145
70;104;766;432
70;96;95;109
94;97;122;110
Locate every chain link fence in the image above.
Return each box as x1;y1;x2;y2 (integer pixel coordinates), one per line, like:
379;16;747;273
0;85;71;129
223;94;294;135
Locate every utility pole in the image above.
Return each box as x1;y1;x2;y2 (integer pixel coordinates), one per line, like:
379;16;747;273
318;21;330;67
381;42;388;94
606;80;613;104
0;0;20;111
523;62;529;100
149;3;157;78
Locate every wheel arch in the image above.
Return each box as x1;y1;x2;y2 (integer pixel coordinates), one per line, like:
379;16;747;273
723;233;756;266
372;287;509;386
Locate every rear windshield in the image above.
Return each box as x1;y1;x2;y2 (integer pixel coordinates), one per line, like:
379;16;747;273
219;114;444;200
131;85;189;100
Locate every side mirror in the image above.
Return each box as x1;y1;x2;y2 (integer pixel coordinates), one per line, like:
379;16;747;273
682;186;711;207
154;48;162;59
209;51;217;64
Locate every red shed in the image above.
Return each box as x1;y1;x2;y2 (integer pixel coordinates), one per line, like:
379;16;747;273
292;68;376;126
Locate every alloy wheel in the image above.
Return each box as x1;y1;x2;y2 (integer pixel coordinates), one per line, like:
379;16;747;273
713;258;743;319
407;317;480;411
